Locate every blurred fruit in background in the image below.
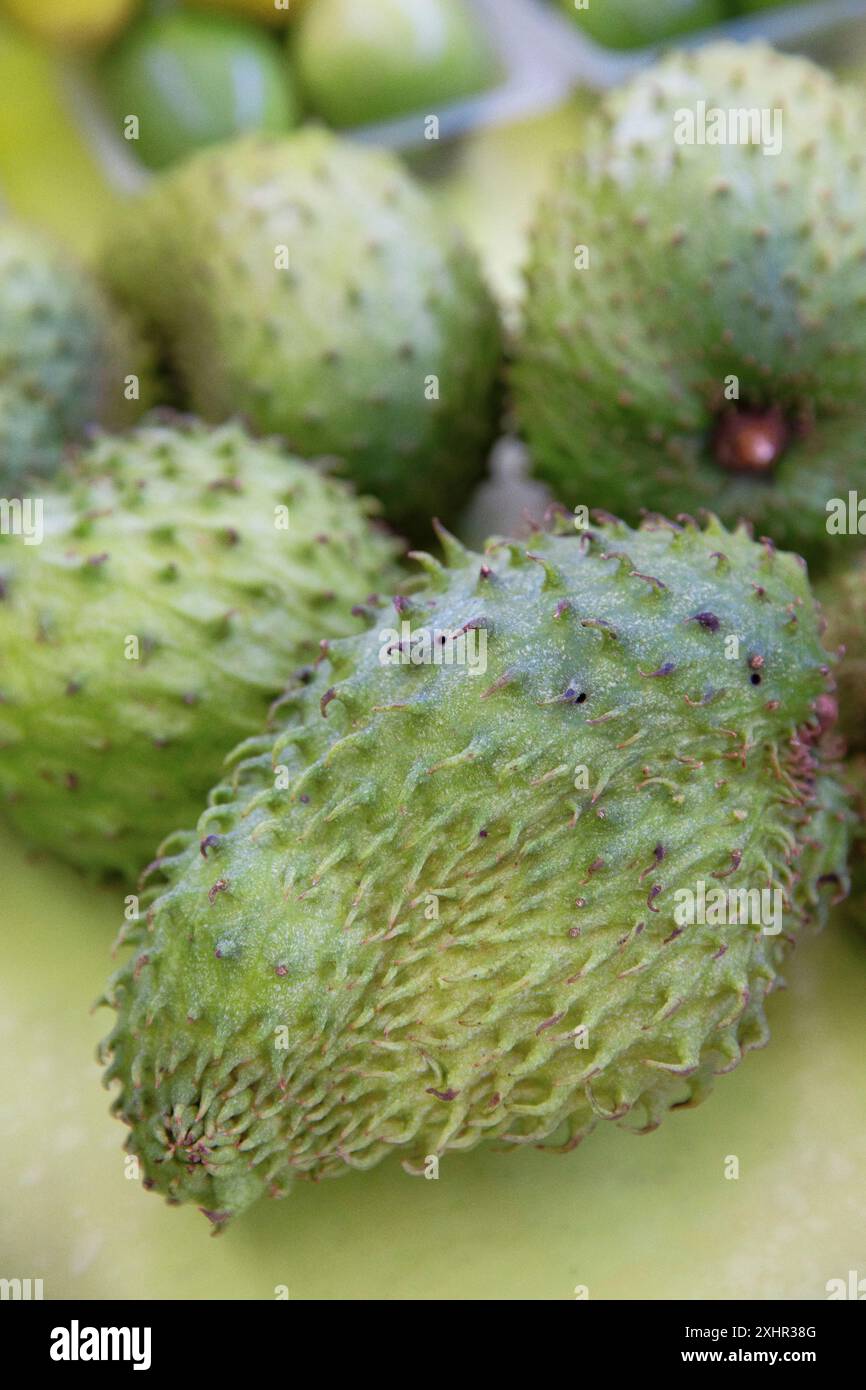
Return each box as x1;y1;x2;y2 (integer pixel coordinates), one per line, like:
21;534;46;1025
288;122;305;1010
734;0;811;12
98;10;299;170
103;129;503;536
560;0;726;50
294;0;499;128
0;19;120;255
0;0;138;48
0;219;154;489
188;0;298;23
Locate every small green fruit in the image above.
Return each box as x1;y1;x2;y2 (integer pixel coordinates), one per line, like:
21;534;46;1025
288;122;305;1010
560;0;725;50
0;0;137;48
294;0;499;129
98;11;299;172
0;220;153;491
515;44;866;570
102;129;503;537
0;420;400;879
101;512;850;1222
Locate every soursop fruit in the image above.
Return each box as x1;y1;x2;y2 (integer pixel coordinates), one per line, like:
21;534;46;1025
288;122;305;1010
514;44;866;570
101;511;850;1223
102;129;503;537
0;220;153;492
0;419;400;879
819;557;866;752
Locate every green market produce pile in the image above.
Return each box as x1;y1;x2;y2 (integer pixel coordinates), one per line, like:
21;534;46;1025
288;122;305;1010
1;0;865;1302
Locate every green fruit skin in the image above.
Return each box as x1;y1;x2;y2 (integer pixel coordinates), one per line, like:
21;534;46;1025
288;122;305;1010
562;0;725;50
734;1;810;12
102;129;503;537
0;420;401;880
0;220;154;491
514;43;866;572
101;512;850;1222
99;11;299;172
294;0;499;129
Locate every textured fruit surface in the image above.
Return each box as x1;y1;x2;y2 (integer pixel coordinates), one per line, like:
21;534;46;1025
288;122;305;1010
295;0;499;129
6;826;866;1300
99;12;299;171
102;129;502;537
0;420;400;879
515;44;866;569
562;0;724;50
820;558;866;752
102;513;849;1223
0;0;137;47
0;220;153;491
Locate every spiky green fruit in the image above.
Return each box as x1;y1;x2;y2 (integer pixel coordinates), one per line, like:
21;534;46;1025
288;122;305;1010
819;557;866;752
102;130;503;537
0;419;400;879
101;512;849;1223
515;44;866;570
0;220;153;491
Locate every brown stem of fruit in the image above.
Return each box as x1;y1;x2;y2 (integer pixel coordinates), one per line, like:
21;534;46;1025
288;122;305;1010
713;406;789;475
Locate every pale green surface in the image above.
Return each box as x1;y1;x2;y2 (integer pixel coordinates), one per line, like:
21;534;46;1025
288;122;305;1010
0;20;121;258
427;94;595;320
1;827;864;1300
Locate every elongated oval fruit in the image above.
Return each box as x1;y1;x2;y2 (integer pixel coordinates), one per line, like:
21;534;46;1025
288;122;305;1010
102;129;503;537
0;220;154;492
514;44;866;570
101;513;850;1223
0;420;400;879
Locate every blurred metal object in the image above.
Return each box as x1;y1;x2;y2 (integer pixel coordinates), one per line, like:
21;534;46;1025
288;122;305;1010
57;0;866;183
352;0;866;150
522;0;866;87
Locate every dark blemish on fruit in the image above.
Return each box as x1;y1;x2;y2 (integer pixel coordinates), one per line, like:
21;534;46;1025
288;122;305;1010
688;611;720;632
208;878;229;903
639;662;676;678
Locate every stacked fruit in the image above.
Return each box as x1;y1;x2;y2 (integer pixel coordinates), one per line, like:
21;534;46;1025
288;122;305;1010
0;32;864;1227
0;0;500;173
